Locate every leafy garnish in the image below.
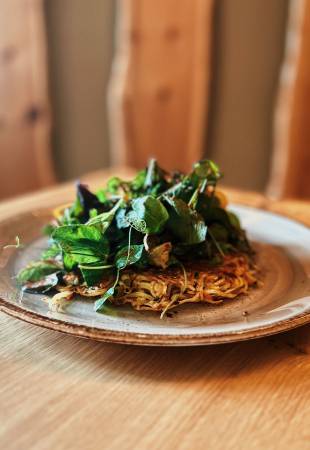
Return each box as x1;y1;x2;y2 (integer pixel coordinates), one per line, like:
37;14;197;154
115;244;144;269
17;260;61;283
127;195;169;234
41;244;61;260
52;225;109;270
86;198;123;228
15;158;254;315
165;197;207;244
80;266;110;287
94;271;120;312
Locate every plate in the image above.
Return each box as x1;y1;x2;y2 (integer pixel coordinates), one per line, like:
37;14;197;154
0;205;310;346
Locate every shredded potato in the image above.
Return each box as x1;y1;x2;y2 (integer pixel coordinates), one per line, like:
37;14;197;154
53;254;258;317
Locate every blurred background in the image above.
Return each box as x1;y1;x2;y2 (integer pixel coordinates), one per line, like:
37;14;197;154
0;0;309;200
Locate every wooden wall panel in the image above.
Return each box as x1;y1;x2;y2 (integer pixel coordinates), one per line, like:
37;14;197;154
0;0;54;200
108;0;214;172
268;0;310;199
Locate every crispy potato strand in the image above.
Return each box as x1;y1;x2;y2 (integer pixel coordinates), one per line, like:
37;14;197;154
54;254;258;315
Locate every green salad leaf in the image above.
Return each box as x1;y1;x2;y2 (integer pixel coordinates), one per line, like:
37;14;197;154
94;284;116;312
17;260;61;284
80;266;110;287
165;197;207;244
128;195;169;234
52;225;109;270
41;244;61;260
114;244;144;269
86;198;123;230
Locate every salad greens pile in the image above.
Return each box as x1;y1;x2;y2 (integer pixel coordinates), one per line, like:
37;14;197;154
17;159;252;311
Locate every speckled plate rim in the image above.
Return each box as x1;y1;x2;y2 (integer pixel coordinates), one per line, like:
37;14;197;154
1;297;310;346
0;205;310;346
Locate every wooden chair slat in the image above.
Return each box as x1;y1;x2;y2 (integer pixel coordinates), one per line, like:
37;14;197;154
108;0;214;172
269;0;310;199
0;0;54;200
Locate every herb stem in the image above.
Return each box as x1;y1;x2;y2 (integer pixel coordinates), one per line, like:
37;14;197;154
123;226;133;269
188;187;199;209
158;182;183;199
86;198;123;226
200;179;208;193
208;228;225;257
144;158;156;189
3;236;23;250
78;264;114;270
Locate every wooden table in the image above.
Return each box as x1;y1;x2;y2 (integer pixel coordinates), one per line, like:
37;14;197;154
1;168;310;450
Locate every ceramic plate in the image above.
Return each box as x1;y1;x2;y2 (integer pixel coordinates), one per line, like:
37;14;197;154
0;205;310;346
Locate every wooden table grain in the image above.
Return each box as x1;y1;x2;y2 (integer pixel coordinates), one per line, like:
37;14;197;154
1;168;310;450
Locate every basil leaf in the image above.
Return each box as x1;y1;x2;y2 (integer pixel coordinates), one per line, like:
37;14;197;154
80;266;107;286
114;244;144;269
128;196;169;234
42;223;56;237
227;211;241;229
86;198;123;229
17;260;61;283
52;225;109;270
96;188;108;203
165;198;207;244
196;193;220;220
62;253;77;271
41;244;61;260
199;205;232;229
53;224;105;245
106;176;122;194
208;223;229;242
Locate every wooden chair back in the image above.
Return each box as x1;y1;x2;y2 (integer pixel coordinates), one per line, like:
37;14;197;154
108;0;214;173
1;1;309;200
0;0;55;200
268;0;310;199
109;0;310;199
